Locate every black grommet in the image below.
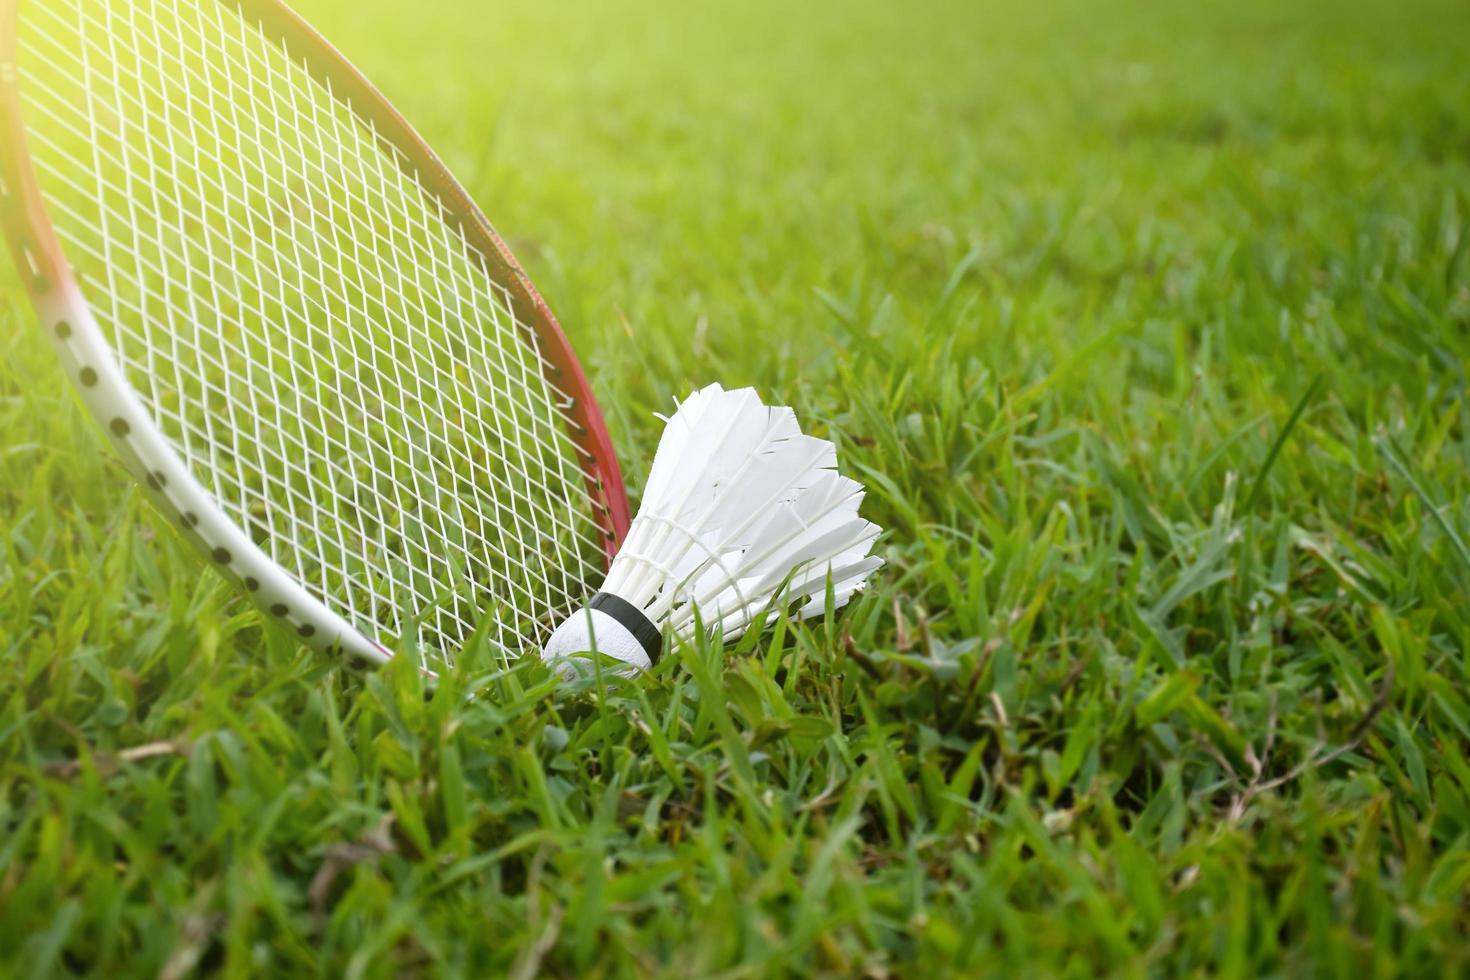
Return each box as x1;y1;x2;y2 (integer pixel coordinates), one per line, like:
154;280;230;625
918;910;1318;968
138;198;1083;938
270;603;288;617
79;367;97;386
212;547;231;564
110;418;130;436
182;512;199;527
244;577;260;591
298;624;316;638
55;320;71;339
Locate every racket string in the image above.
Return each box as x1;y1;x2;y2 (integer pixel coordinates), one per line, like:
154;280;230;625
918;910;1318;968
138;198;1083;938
18;0;605;666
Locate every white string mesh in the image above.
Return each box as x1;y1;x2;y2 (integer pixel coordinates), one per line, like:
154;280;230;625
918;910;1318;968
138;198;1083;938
16;0;607;669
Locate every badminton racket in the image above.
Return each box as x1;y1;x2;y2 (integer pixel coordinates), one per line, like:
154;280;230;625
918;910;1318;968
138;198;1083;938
0;0;630;673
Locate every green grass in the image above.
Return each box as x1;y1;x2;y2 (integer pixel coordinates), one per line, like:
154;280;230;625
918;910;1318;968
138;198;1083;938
3;0;1470;974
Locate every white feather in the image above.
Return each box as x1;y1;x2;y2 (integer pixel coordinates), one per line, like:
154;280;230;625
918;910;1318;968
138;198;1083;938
544;384;884;668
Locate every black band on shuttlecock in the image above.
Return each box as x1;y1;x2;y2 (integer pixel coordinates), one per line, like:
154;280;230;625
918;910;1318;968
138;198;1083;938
589;591;663;664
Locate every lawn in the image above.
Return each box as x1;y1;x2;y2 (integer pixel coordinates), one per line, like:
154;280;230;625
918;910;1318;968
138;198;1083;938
3;0;1469;974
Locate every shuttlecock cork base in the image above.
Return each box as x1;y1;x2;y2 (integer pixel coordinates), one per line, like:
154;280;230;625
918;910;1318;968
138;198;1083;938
541;592;663;671
540;383;883;673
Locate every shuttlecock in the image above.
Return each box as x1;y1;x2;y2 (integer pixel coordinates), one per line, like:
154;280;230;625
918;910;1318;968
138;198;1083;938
542;383;883;671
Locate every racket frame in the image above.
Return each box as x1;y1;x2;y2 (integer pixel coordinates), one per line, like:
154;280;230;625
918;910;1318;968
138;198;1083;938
0;0;631;666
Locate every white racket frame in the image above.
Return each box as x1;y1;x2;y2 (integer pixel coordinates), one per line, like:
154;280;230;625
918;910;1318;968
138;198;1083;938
0;0;631;668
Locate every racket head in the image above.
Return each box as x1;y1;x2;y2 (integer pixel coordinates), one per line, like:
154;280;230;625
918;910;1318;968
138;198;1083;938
0;0;630;671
